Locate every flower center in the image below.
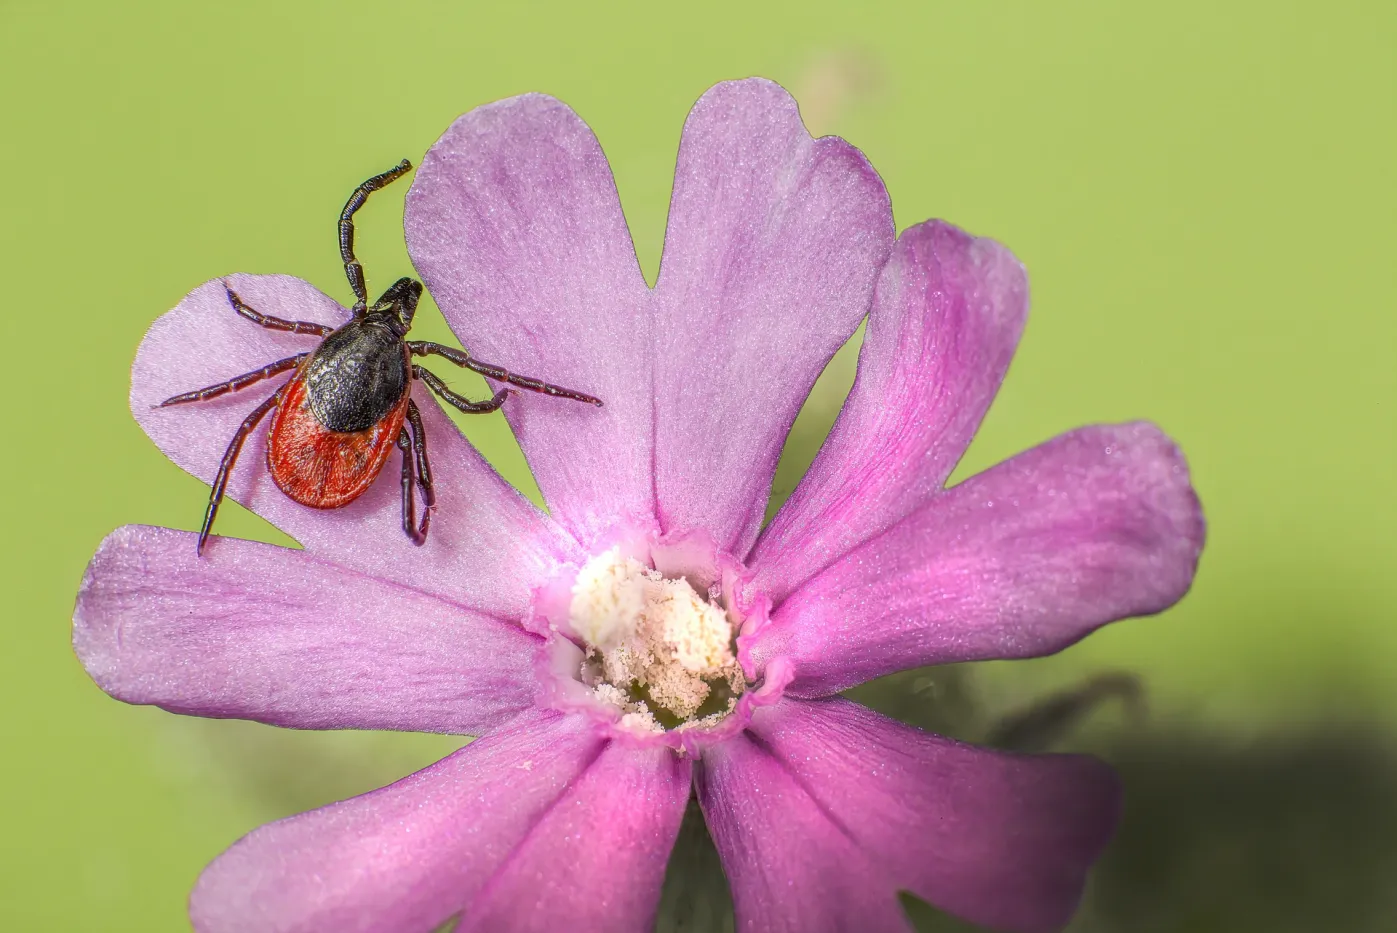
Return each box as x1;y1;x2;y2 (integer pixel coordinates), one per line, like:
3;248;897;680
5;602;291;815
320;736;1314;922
531;528;792;752
568;547;747;732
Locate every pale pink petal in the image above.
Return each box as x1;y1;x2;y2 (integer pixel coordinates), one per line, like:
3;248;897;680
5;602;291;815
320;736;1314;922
697;730;914;933
749;422;1204;696
131;273;577;619
743;698;1120;933
651;78;895;555
405;95;655;547
73;525;539;735
752;220;1028;601
457;744;691;933
190;712;603;933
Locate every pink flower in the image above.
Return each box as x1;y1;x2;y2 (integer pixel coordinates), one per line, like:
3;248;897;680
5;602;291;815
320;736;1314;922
73;78;1204;933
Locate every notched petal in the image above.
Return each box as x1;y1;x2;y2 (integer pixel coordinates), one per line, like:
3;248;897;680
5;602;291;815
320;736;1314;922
737;698;1119;933
130;273;579;618
456;743;692;933
752;422;1205;695
753;219;1029;601
73;525;541;735
652;77;896;556
406;93;655;549
189;712;602;933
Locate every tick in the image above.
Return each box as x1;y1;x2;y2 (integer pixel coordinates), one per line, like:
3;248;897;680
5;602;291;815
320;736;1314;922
159;159;602;555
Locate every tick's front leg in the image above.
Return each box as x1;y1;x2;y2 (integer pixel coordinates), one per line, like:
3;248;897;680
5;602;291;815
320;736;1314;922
407;341;602;406
158;353;308;408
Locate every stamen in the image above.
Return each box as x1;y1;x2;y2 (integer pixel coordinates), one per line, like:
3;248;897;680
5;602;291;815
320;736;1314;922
568;546;746;731
569;547;647;650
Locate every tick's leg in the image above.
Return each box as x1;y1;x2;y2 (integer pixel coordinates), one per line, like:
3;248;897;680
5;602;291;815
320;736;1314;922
414;365;511;414
159;353;308;408
198;390;282;556
407;341;603;406
223;283;334;337
395;428;426;546
406;399;436;524
339;159;413;309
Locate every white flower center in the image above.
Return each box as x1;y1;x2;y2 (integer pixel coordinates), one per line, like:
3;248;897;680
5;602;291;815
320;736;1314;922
568;546;746;732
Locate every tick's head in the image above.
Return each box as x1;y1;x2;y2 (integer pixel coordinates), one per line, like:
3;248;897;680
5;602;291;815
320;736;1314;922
367;277;423;336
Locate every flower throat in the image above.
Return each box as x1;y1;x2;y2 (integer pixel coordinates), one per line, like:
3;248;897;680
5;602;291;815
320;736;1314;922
569;547;747;732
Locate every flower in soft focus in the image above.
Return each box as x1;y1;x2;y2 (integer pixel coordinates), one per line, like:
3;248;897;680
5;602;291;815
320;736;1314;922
73;78;1204;933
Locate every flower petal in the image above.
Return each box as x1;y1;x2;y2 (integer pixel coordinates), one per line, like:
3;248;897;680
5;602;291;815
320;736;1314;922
749;422;1205;696
73;525;540;735
743;697;1120;933
651;78;895;555
131;273;575;619
752;220;1028;602
697;731;914;933
405;94;655;547
457;744;691;933
190;711;604;933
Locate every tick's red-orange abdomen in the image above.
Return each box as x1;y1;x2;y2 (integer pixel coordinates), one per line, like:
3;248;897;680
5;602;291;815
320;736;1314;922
266;368;408;509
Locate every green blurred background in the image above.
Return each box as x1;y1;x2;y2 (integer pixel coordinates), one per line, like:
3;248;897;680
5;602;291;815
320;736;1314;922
2;0;1393;929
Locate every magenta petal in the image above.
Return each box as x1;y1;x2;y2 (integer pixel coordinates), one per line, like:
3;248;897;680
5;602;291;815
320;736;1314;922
652;78;895;555
751;422;1205;696
131;273;576;619
405;95;655;546
752;220;1028;602
190;712;604;933
698;730;915;933
73;525;540;734
743;698;1120;933
457;744;691;933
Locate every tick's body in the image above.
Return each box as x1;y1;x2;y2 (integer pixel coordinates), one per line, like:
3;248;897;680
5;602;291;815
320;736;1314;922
267;322;411;508
160;161;602;553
